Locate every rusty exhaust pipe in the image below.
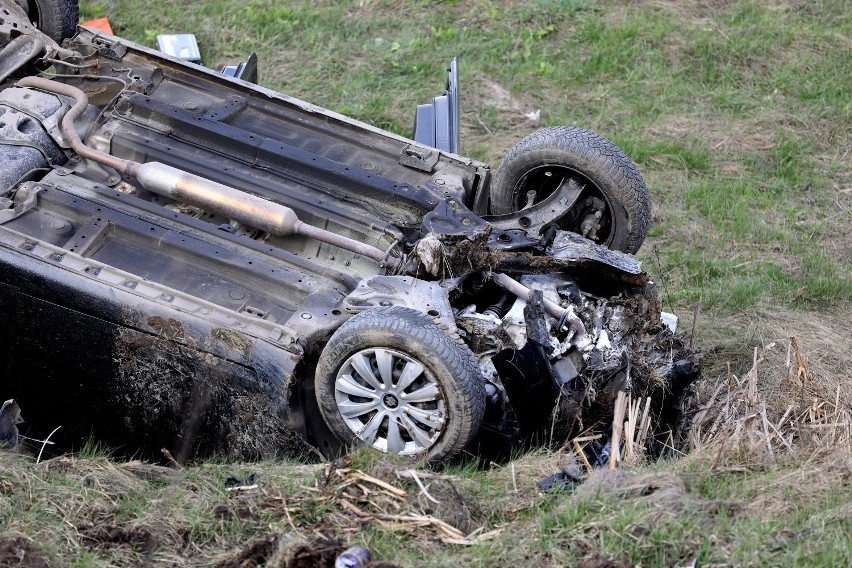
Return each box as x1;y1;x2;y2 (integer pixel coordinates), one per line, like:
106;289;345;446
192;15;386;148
134;162;395;264
17;77;398;268
16;77;136;176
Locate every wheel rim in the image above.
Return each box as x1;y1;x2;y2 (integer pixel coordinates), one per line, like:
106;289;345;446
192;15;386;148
512;164;617;248
333;347;447;455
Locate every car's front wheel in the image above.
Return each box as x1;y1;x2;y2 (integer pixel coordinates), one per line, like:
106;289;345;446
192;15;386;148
315;306;485;463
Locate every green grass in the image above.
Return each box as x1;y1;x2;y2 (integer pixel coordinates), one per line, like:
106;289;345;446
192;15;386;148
532;463;852;567
5;0;845;565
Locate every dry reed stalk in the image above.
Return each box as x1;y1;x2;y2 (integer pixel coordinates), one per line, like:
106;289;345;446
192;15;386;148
747;347;759;410
335;469;407;499
572;433;601;474
831;384;842;446
36;426;61;464
609;391;627;469
690;303;699;351
776;404;795;431
574;440;594;474
758;401;775;461
690;381;727;447
624;402;634;461
548;388;564;448
637;397;652;450
789;336;810;386
625;396;643;461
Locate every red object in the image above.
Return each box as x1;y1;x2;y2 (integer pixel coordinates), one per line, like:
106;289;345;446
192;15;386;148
80;17;113;35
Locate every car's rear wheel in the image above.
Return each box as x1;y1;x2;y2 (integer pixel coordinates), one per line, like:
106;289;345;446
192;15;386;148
315;306;485;462
19;0;79;43
490;126;651;254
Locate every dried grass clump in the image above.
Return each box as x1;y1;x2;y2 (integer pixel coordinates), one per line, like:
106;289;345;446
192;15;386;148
311;459;503;546
574;468;697;517
686;335;851;467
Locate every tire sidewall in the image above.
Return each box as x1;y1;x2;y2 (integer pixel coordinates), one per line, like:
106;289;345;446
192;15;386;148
30;0;79;43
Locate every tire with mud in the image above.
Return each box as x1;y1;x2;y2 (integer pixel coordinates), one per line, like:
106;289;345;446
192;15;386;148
315;306;485;463
24;0;79;43
491;126;651;254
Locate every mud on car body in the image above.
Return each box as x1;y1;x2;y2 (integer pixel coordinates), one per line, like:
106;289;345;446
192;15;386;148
0;0;698;463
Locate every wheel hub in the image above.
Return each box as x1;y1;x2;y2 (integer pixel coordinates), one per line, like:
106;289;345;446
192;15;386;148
333;347;446;455
382;393;399;409
513;167;614;246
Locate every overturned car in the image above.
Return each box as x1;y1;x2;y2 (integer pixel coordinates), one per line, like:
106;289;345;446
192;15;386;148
0;0;698;463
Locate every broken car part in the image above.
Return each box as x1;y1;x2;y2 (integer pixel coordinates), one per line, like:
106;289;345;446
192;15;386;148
0;0;698;463
413;58;459;154
156;33;200;62
221;52;259;84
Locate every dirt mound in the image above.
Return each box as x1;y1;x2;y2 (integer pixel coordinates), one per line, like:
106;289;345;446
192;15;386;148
77;522;158;553
575;469;697;515
0;537;48;568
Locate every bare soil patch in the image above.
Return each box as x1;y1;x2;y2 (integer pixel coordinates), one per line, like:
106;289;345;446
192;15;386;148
0;537;49;568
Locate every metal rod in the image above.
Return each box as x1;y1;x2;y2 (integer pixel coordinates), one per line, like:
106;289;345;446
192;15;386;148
491;272;587;340
296;222;394;265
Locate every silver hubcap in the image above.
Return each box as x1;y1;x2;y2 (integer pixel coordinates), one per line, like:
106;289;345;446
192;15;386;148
333;347;446;455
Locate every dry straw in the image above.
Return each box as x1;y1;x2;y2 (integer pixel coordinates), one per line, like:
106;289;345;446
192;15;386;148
586;335;850;470
687;336;850;466
582;390;657;471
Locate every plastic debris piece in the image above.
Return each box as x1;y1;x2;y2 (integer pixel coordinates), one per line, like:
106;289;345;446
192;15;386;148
661;311;678;333
335;546;371;568
80;17;114;35
156;34;201;62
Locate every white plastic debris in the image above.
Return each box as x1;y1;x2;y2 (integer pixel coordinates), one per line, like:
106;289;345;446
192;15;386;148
413;233;443;276
157;34;201;62
661;311;678;333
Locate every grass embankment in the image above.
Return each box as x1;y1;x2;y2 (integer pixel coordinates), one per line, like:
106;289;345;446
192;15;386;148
1;0;850;565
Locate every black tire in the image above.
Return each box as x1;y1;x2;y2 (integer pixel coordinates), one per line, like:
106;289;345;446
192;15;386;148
25;0;79;44
315;306;485;463
491;126;651;254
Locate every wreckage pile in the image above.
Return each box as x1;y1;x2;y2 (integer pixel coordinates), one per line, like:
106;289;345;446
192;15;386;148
545;278;700;461
0;0;701;466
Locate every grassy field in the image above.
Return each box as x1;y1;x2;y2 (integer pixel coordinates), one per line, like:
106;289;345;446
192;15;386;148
2;0;850;566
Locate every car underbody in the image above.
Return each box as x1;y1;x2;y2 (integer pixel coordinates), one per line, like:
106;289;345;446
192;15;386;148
0;0;699;463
